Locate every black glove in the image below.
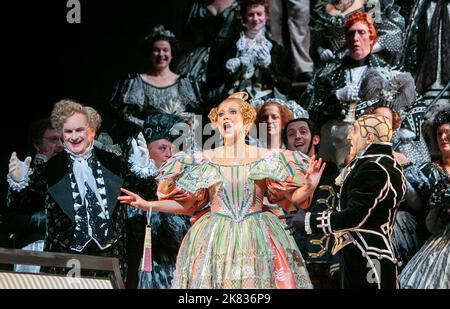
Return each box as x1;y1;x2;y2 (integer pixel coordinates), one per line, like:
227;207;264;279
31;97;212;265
279;209;306;235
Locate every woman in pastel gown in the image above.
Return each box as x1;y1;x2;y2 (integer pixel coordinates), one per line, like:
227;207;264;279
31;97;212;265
118;92;325;288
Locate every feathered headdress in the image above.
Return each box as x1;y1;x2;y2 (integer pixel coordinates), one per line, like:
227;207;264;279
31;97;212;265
359;68;416;112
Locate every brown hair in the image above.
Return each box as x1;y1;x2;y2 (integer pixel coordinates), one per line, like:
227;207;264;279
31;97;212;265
240;0;270;22
142;26;179;57
255;102;294;128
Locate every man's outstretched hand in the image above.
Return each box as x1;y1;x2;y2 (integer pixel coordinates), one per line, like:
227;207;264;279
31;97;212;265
279;208;307;235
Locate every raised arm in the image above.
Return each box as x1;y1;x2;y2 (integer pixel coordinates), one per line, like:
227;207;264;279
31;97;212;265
7;152;32;191
118;188;191;215
271;156;325;212
290;156;325;205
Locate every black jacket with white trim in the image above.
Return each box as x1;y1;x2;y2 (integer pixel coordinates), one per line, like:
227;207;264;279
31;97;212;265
306;143;406;263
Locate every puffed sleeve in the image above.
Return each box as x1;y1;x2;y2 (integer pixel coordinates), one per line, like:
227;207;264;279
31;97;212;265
250;150;311;212
156;152;220;216
403;162;432;193
404;162;444;208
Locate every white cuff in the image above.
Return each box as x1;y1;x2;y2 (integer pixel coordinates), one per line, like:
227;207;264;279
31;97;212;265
7;170;32;192
129;159;158;179
305;212;313;235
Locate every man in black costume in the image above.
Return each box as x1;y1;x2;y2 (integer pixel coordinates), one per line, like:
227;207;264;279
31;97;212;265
285;114;406;288
283;118;340;288
7;100;156;280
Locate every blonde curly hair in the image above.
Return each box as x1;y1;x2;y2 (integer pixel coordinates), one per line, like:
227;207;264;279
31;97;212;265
51;99;102;133
208;92;256;129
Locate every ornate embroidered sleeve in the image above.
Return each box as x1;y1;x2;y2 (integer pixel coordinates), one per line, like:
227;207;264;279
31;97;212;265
157;180;209;216
266;175;312;212
256;150;312;212
403;162;433;195
156;152;216;215
110;75;141;119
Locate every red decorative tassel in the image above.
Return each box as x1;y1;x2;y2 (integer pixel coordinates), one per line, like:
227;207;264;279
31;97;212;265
141;225;152;272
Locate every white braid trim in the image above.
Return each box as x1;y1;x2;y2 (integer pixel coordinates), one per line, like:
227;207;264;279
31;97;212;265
305;212;313;235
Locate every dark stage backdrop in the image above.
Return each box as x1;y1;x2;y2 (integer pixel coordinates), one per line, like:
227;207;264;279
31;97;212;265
0;0;190;217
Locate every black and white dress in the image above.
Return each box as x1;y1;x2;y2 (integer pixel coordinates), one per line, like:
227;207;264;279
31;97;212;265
175;0;241;102
110;73;201;147
400;162;450;289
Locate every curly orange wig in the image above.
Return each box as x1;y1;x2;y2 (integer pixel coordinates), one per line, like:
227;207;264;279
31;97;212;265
208;93;256;128
344;11;378;46
255;102;294;128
